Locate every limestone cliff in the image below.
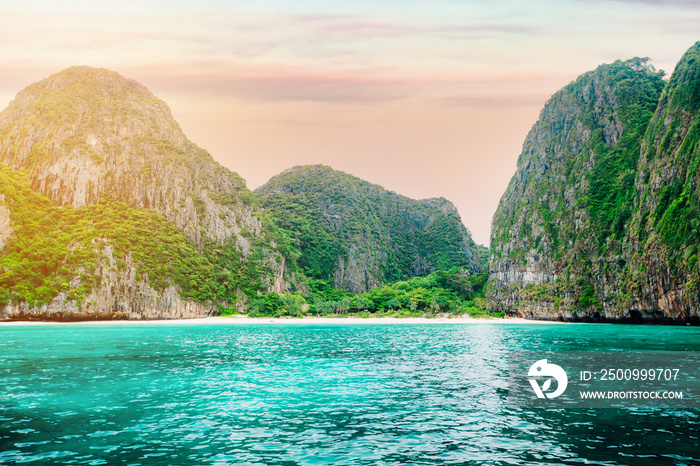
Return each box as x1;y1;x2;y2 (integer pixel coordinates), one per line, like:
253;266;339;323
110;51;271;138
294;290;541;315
0;67;267;250
1;245;214;321
488;45;700;324
0;67;292;320
255;165;483;293
623;42;700;322
487;58;666;322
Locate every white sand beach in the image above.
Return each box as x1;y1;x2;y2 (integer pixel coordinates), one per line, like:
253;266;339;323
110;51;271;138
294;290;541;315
0;316;560;326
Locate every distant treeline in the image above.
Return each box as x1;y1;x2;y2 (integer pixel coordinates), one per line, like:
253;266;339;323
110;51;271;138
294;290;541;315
240;269;502;318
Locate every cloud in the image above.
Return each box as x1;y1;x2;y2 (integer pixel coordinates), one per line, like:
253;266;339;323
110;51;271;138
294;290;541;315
220;75;409;103
124;60;570;106
129;65;413;103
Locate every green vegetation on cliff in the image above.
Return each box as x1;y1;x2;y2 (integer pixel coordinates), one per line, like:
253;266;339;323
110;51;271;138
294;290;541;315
1;162;490;318
254;191;343;282
0;164;284;309
492;58;665;257
256;165;483;293
635;44;700;261
488;43;700;323
623;42;700;316
585;59;666;250
0;66;490;320
0;67;299;318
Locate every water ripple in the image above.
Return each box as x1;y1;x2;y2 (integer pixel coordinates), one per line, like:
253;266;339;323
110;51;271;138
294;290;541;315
0;323;698;465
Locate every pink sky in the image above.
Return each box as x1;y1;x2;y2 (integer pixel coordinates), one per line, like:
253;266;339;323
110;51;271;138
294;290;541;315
1;1;698;244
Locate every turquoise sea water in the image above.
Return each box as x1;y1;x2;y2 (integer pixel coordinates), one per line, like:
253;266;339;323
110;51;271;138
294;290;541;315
0;322;698;465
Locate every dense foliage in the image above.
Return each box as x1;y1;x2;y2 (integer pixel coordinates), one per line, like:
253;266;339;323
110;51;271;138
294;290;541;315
0;164;280;308
256;165;482;292
618;42;700;316
254;192;345;281
489;44;700;321
635;44;700;271
585;58;666;250
1;163;494;317
239;269;498;318
492;58;665;258
0;67;495;320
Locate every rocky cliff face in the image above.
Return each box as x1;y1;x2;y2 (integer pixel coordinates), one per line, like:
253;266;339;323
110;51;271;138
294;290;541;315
0;67;267;250
488;45;700;324
0;67;292;320
256;165;483;293
1;245;215;321
623;43;700;322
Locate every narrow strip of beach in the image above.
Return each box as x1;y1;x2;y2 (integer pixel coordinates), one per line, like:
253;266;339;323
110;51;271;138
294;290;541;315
0;316;560;326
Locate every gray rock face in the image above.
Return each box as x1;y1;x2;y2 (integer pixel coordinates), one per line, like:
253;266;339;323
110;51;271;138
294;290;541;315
0;66;291;320
0;67;264;250
0;244;215;321
621;43;700;322
488;58;674;322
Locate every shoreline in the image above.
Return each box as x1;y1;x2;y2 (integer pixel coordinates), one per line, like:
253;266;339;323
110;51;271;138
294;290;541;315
0;316;560;326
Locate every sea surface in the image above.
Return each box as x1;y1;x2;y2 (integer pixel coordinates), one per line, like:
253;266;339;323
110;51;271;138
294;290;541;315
0;322;698;465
